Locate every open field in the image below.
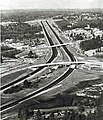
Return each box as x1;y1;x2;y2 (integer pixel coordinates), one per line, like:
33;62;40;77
1;66;68;105
1;69;32;86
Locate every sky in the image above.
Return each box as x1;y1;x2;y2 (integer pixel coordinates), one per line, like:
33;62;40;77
0;0;103;9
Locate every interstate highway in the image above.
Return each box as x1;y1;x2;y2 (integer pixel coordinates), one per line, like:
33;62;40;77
0;21;58;92
1;20;76;113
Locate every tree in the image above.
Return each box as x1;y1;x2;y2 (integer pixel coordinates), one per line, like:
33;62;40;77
23;80;31;88
78;105;85;113
70;33;73;37
96;92;103;120
0;54;3;63
18;107;28;120
28;50;33;58
49;112;54;120
36;38;40;44
36;109;42;120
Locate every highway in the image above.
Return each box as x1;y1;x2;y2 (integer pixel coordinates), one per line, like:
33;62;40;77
0;22;58;92
46;21;75;62
1;20;76;114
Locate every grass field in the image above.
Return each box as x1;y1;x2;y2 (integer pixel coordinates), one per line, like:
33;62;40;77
1;66;68;105
1;69;31;86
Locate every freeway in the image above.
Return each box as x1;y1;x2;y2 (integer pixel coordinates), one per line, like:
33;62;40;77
1;20;76;114
0;22;58;92
1;21;58;112
46;21;75;62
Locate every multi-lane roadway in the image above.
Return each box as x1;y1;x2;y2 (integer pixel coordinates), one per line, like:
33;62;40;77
0;22;58;92
1;20;76;115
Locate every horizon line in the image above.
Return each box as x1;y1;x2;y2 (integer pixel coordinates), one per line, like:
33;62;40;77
1;8;103;10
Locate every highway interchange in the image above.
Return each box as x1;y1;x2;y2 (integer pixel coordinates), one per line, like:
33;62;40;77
1;20;76;116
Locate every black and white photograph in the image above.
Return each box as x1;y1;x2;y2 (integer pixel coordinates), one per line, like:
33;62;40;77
0;0;103;120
